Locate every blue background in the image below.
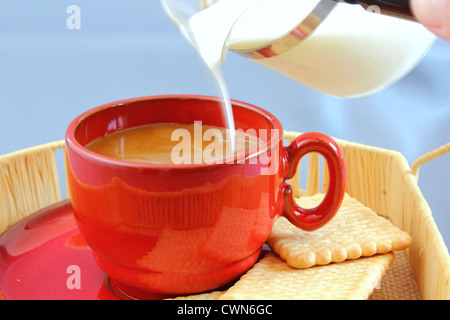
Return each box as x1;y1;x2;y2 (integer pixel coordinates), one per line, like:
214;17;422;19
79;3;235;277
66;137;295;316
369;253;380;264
0;1;449;247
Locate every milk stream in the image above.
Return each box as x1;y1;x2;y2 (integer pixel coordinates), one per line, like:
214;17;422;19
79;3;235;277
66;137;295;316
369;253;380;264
163;0;324;151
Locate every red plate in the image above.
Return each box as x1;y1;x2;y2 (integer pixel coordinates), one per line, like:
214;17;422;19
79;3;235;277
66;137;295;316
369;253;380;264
0;200;119;300
0;200;272;300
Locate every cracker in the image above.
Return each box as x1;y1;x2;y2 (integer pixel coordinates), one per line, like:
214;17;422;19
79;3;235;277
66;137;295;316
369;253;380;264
219;252;394;300
267;194;411;269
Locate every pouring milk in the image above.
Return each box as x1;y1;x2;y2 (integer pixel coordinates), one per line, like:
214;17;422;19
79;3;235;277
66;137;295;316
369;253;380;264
162;0;265;151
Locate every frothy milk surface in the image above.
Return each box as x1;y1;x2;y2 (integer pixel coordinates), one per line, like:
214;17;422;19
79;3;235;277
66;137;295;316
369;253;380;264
85;123;264;164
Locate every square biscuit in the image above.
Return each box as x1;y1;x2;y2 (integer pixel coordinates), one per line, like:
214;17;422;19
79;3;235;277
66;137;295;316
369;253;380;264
267;193;411;269
219;252;394;300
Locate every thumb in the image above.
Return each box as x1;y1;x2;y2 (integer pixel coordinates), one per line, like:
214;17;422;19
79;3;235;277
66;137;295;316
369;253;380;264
410;0;450;41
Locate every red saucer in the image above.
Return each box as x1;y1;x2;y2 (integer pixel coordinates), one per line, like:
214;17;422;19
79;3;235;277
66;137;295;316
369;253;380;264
0;200;273;300
0;200;119;300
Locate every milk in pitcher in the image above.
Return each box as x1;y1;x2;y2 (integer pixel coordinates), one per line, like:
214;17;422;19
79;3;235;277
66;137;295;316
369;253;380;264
189;0;435;98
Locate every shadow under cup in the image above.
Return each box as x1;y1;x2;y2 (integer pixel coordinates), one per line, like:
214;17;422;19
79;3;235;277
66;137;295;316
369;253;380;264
65;95;345;299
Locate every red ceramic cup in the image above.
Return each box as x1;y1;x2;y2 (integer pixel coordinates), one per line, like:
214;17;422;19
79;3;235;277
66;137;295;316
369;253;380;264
65;95;345;299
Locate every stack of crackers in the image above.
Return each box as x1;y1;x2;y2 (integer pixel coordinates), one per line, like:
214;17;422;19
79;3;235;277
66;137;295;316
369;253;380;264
169;193;415;300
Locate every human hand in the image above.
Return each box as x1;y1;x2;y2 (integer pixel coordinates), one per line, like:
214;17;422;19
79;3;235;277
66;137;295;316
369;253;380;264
411;0;450;40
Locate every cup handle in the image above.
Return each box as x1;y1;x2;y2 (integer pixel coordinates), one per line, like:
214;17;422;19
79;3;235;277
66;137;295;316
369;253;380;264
282;132;346;232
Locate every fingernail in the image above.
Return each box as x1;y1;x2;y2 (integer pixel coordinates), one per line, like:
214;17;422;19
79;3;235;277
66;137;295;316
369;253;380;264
411;0;448;30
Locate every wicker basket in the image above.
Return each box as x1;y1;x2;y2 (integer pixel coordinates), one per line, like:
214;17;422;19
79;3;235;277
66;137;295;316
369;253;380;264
0;133;449;300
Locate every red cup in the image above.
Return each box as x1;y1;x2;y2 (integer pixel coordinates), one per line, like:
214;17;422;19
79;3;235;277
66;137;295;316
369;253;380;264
65;95;345;299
